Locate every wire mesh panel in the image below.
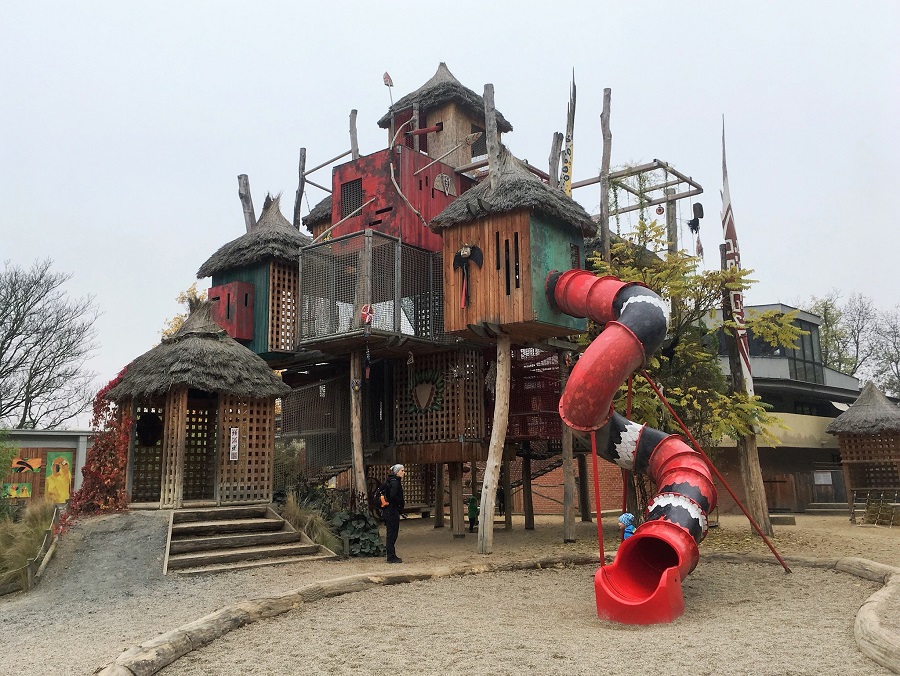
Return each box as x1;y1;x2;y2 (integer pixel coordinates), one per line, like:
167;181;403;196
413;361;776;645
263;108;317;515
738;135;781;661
488;348;563;442
299;230;447;342
217;395;275;503
281;376;352;475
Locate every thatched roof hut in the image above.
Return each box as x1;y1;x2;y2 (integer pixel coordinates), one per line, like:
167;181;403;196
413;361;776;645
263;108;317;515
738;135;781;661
377;62;513;133
430;145;596;236
826;382;900;435
302;195;332;230
107;301;291;401
197;195;311;279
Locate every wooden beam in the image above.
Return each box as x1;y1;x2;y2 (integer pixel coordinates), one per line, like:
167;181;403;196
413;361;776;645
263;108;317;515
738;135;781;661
238;174;256;233
349;352;368;509
522;452;534;530
483;84;500;193
577;454;592;522
434;463;445;528
478;335;511;554
502;459;512;530
412;103;420;153
293;148;307;230
349;110;359;160
599;88;612;263
559;351;576;542
303;150;352;177
449;462;465;538
548;132;563;189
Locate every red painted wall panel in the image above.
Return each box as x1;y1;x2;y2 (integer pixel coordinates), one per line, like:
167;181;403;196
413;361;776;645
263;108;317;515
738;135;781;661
208;281;255;341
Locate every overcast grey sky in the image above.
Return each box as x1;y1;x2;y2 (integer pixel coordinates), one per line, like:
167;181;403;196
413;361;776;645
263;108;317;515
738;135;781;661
3;1;898;427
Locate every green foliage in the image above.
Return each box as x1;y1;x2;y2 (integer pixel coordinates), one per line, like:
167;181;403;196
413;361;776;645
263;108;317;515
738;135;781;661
280;493;342;554
0;430;17;520
330;510;384;557
587;219;802;450
0;498;56;588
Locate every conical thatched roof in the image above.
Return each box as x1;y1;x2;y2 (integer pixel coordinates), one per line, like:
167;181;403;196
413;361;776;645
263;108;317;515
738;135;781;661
826;382;900;435
197;195;311;279
377;62;512;133
106;301;291;401
430;145;596;236
302;195;332;229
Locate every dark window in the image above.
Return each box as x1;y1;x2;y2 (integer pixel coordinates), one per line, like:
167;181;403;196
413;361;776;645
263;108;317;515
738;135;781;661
471;124;487;158
787;319;824;384
340;179;363;219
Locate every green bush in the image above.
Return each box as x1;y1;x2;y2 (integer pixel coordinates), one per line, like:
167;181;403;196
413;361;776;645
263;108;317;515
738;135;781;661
330;510;384;557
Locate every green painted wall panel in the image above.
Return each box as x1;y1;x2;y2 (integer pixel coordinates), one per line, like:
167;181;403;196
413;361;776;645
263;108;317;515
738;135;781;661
529;214;586;333
212;263;270;354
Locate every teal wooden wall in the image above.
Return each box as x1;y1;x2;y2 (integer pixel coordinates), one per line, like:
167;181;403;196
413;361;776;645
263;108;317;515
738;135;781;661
529;213;586;333
212;263;270;354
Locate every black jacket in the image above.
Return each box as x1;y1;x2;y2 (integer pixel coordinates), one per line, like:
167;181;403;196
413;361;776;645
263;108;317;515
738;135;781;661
384;474;404;511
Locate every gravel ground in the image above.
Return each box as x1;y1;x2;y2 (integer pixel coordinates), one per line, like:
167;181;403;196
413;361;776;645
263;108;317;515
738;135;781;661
0;511;897;675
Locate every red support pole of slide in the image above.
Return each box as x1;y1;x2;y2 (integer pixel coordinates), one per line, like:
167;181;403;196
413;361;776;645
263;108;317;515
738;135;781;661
590;430;605;567
639;370;791;573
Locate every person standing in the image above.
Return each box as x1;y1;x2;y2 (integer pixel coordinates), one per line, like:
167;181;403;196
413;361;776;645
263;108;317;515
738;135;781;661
467;494;480;533
383;464;405;563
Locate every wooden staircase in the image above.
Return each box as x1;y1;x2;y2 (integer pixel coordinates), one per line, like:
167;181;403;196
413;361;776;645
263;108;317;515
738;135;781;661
165;505;337;575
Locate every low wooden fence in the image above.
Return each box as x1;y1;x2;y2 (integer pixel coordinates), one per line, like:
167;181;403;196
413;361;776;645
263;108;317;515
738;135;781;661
0;506;61;596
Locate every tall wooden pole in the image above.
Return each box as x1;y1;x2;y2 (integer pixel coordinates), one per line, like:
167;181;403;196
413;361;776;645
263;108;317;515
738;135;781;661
522;450;534;530
666;187;678;254
720;244;773;537
577;454;592;521
349;352;368;508
559;351;576;542
599;88;612;263
484;84;501;193
561;76;576;197
548;132;563;189
449;462;465;538
293;149;307;230
478;335;511;554
349;110;359;160
502;459;512;530
238;174;256;233
434;462;445;528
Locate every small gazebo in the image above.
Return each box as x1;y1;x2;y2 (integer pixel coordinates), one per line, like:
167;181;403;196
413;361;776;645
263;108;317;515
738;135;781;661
107;301;290;509
826;382;900;518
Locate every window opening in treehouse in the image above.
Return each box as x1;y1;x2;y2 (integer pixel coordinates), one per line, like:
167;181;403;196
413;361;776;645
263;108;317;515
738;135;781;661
471;124;487;159
570;243;581;270
341;179;363;219
513;232;520;288
226;293;231;319
504;238;511;296
244;293;249;307
495;231;501;269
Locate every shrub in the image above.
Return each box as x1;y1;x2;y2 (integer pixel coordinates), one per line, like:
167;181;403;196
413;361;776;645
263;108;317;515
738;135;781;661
330;510;384;557
280;494;342;554
0;498;56;588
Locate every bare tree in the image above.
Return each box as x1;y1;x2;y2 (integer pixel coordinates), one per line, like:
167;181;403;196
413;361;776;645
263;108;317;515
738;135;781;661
806;290;877;377
873;307;900;397
0;259;98;429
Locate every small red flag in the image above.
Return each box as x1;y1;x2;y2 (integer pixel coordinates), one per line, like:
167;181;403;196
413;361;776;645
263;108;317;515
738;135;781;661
383;72;393;87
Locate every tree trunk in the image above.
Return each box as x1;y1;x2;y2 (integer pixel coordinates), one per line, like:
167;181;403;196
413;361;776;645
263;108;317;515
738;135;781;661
599;88;612;263
349;352;368;509
478;335;511;554
434;463;445;528
560;351;576;542
293;148;307;229
523;452;534;530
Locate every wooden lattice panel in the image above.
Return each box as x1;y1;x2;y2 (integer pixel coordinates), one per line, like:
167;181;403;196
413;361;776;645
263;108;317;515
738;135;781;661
131;399;165;503
160;388;188;508
217;395;275;503
394;350;484;445
839;433;900;463
182;395;217;501
847;462;900;490
269;261;298;352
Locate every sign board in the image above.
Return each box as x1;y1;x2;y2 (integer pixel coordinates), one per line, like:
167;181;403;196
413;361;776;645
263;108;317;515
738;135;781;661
230;427;240;461
813;471;833;486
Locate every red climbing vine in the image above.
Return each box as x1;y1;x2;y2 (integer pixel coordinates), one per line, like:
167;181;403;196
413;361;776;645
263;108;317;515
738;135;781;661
64;368;132;523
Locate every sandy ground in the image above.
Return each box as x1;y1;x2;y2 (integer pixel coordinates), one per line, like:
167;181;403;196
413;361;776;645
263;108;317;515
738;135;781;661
1;511;898;675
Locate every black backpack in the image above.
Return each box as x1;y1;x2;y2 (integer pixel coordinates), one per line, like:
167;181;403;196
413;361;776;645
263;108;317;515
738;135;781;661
373;481;390;509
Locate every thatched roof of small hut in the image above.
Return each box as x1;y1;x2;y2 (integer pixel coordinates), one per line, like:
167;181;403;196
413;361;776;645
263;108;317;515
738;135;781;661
826;382;900;435
430;145;596;236
302;195;332;229
106;301;291;401
197;195;311;279
377;62;513;133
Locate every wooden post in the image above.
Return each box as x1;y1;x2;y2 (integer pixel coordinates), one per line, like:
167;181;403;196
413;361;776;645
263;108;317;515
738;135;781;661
411;103;420;153
599;88;612;263
293;148;307;229
522;450;534;530
561;76;576;197
548;132;563;189
449;462;465;538
577;454;592;521
238;174;256;233
349;352;368;508
478;335;511;554
502;459;512;530
666;187;677;254
559;352;576;542
483;84;501;193
720;244;773;537
350;110;359;160
841;447;855;523
434;462;446;528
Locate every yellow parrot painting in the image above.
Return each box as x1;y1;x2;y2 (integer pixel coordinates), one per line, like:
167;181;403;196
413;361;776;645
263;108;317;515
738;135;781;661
45;455;72;503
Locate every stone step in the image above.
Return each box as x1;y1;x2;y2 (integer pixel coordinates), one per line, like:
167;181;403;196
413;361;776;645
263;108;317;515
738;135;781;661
171;517;285;537
805;507;854;516
171;552;337;576
167;542;320;570
168;530;303;555
173;505;269;524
